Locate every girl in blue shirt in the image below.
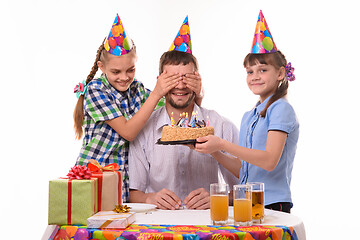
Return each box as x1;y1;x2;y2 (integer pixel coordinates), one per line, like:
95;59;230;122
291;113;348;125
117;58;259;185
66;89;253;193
195;50;299;213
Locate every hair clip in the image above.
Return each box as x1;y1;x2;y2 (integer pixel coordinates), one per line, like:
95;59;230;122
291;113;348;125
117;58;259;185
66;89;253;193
74;80;87;98
285;62;295;81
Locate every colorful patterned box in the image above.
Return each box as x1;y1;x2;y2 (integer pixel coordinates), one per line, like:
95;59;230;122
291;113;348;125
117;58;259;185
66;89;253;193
48;179;98;225
87;211;135;229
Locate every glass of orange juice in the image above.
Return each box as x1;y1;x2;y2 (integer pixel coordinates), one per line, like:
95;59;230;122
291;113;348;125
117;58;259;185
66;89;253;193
210;183;229;225
233;184;252;226
248;182;265;224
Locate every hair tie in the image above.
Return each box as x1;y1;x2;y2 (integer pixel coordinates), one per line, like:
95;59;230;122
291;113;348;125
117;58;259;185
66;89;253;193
74;80;88;98
285;62;295;81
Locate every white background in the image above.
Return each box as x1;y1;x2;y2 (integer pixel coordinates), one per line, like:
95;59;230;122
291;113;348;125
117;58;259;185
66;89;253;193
1;0;359;239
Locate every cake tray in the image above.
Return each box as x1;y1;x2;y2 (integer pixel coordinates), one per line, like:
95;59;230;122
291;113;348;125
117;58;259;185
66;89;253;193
156;138;197;145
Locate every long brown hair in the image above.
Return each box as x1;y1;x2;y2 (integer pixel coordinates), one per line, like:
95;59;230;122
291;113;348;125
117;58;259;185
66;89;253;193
73;40;106;140
73;39;137;140
243;51;288;117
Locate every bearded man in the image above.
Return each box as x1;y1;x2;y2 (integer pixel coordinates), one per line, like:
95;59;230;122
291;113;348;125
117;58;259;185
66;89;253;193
128;51;239;210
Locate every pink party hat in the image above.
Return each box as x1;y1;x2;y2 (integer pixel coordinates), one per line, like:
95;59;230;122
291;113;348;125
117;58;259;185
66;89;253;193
169;16;192;53
104;14;133;56
251;10;277;54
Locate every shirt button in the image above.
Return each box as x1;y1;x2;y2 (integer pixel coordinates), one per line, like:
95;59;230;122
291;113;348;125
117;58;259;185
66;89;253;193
182;171;185;175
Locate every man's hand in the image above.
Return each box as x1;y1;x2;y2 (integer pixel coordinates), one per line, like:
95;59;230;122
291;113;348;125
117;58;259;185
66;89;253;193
146;188;182;210
183;188;210;209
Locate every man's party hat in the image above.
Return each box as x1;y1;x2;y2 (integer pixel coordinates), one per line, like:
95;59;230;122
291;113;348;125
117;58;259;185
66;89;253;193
169;16;192;53
251;10;277;54
104;14;133;56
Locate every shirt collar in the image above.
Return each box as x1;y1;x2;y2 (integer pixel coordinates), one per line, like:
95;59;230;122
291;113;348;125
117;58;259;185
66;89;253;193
100;74;138;101
155;104;201;131
253;95;272;115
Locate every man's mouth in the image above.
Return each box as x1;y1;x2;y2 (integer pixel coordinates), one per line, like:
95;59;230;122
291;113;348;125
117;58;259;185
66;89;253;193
172;92;189;96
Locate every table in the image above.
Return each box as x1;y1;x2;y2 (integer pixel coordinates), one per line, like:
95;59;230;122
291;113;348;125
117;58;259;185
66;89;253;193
43;208;306;240
135;208;305;240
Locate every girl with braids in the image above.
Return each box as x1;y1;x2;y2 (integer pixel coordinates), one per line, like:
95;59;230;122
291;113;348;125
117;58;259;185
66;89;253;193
194;11;299;213
73;15;201;202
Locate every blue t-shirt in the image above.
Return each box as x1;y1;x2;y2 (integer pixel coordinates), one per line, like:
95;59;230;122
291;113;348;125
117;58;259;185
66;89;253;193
239;96;299;205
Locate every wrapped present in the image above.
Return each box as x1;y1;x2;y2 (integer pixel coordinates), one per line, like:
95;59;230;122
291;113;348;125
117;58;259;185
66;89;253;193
88;160;122;210
48;166;98;225
87;211;135;229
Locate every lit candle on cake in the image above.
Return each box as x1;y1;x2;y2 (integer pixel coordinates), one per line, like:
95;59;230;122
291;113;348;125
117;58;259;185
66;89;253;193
178;113;185;127
170;112;175;126
185;112;189;128
206;116;210;127
189;111;195;128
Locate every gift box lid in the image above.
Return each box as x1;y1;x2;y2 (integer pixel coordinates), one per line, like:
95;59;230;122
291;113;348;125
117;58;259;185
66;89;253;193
87;211;135;229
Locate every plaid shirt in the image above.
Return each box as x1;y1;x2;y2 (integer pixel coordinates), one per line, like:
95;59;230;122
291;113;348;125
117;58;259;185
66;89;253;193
76;74;165;202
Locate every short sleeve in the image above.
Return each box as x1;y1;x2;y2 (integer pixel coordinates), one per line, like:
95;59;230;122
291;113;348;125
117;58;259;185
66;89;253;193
84;83;122;122
267;100;297;134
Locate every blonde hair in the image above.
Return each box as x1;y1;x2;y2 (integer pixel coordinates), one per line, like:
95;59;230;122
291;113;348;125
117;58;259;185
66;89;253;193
73;40;136;140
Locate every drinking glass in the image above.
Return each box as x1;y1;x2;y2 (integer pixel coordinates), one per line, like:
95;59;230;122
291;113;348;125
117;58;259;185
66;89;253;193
233;184;252;226
248;182;265;224
210;183;229;225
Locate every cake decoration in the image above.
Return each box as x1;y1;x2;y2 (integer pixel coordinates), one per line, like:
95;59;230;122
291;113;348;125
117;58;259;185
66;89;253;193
104;14;133;56
169;16;192;53
160;112;214;142
251;10;277;54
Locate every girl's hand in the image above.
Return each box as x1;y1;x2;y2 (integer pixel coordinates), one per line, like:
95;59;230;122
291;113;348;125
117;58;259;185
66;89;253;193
194;135;222;154
183;72;203;100
153;70;180;99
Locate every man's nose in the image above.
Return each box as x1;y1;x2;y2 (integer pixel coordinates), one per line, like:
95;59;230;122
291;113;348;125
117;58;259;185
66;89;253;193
176;79;186;89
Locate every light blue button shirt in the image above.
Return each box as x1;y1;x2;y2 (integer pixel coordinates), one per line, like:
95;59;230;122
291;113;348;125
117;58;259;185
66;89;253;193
239;96;299;205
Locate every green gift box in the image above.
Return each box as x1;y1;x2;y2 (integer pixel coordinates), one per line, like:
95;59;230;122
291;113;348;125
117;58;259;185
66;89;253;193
48;179;98;225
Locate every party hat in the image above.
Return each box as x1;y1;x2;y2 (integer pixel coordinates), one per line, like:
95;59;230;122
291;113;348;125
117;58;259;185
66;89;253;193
104;14;133;56
169;16;192;53
251;10;277;54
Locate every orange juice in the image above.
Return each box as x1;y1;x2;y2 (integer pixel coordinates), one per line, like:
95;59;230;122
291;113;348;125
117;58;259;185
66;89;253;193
234;199;252;222
252;190;264;220
210;195;229;221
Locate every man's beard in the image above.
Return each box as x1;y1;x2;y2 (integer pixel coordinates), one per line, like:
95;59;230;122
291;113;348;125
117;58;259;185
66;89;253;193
166;92;196;109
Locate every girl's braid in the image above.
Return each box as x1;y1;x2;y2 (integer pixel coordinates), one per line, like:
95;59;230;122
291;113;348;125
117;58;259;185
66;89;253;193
86;38;106;83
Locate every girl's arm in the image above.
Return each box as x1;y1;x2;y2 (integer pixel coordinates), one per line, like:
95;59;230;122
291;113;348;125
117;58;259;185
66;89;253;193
183;72;203;106
210;151;242;178
196;130;287;172
106;71;180;141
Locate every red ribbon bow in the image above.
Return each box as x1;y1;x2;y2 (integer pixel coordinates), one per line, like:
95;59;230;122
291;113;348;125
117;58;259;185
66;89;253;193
66;165;92;180
87;159;120;172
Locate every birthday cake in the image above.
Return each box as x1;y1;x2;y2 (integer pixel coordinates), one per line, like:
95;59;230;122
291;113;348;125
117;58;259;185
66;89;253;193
160;112;214;142
161;126;214;141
